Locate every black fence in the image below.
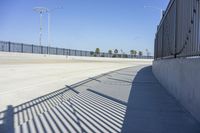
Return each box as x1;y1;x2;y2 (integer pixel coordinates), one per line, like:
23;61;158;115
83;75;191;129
0;41;153;59
154;0;200;59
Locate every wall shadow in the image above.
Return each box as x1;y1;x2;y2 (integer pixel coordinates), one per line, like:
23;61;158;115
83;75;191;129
121;66;200;133
1;66;200;133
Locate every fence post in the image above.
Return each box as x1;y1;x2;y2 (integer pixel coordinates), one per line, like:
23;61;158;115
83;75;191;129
32;45;34;53
41;46;43;54
47;46;49;54
21;43;23;53
8;42;11;52
174;0;178;58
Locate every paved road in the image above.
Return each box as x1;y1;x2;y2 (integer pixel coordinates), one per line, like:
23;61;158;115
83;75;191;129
0;65;199;133
0;61;149;111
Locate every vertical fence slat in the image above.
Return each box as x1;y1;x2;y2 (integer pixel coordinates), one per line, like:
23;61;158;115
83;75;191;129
154;0;200;59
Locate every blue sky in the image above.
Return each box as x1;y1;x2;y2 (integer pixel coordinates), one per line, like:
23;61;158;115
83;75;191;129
0;0;169;55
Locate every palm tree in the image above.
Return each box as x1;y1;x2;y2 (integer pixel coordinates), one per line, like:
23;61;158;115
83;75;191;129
95;48;100;54
95;48;100;57
108;50;112;57
114;49;118;54
138;51;143;56
108;49;112;54
130;50;137;57
113;49;118;58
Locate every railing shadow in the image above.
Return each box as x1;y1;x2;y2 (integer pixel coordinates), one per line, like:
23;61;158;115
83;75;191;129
3;66;199;133
0;66;133;133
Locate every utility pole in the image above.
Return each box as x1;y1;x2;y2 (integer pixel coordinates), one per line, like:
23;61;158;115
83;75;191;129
33;7;48;46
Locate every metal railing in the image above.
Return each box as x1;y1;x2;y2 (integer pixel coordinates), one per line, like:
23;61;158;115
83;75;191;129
0;41;153;59
154;0;200;59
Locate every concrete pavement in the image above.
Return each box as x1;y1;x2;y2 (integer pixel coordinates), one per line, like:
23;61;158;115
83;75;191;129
122;66;200;133
0;52;152;111
0;65;200;133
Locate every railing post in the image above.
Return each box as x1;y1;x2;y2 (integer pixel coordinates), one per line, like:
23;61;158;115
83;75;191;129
174;0;178;58
49;47;50;55
8;42;11;52
41;46;43;54
47;46;49;54
21;43;23;53
32;44;34;53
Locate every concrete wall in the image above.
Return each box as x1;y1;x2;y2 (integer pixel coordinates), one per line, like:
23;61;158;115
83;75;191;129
0;51;152;64
153;58;200;122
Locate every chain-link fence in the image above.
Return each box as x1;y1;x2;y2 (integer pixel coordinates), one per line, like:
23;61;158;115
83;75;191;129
0;41;153;59
154;0;200;59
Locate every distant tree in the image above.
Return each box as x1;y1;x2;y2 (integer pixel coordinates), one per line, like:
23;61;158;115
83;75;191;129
130;50;137;56
95;48;100;55
138;51;143;56
108;50;112;54
130;50;133;55
114;49;118;54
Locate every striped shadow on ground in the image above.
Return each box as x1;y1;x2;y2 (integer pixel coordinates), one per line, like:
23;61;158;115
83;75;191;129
15;90;127;133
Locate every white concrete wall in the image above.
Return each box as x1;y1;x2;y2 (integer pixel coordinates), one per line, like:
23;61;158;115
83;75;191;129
153;58;200;122
0;51;152;64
